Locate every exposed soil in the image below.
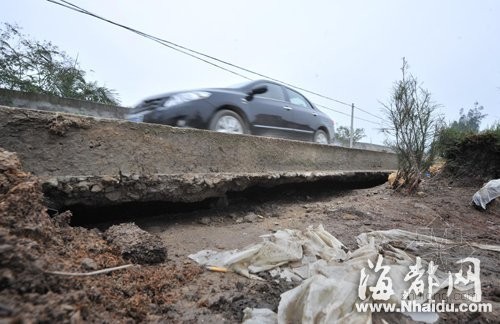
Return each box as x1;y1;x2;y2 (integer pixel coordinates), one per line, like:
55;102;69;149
442;131;500;182
1;147;499;323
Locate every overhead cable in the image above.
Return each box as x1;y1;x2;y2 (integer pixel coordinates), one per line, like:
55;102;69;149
47;0;375;110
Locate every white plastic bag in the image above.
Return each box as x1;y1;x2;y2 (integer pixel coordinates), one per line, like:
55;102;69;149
472;179;500;210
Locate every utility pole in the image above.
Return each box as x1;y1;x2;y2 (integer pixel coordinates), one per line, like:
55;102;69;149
349;103;354;148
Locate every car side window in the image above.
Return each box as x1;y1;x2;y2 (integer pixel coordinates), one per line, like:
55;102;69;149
285;88;313;109
255;83;285;101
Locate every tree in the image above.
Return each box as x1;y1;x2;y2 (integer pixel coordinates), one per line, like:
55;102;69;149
382;58;440;192
434;102;487;157
0;23;119;105
335;126;366;144
450;102;486;133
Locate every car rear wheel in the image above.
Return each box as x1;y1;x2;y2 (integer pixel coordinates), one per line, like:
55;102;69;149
313;129;329;144
209;110;248;134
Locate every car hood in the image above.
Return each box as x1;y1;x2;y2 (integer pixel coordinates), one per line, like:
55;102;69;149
128;87;246;113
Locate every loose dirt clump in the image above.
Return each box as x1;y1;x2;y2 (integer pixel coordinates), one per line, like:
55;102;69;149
47;114;91;136
104;222;168;264
208;272;297;322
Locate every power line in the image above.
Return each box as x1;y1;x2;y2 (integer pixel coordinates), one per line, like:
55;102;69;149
354;106;384;120
316;104;381;125
47;0;254;81
351;115;382;125
316;104;351;117
47;0;359;109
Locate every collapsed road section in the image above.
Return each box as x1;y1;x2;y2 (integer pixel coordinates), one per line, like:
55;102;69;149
0;106;397;209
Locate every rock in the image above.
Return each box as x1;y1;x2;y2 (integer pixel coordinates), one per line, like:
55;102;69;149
235;217;244;224
76;181;89;191
198;217;211;225
52;210;72;227
0;269;14;287
342;214;357;220
243;212;258;223
127;192;140;200
105;191;122;201
416;191;425;197
101;175;118;183
104;223;167;264
90;184;103;193
45;177;59;188
81;258;98;271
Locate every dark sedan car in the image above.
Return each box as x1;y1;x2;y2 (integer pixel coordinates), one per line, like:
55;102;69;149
126;80;335;144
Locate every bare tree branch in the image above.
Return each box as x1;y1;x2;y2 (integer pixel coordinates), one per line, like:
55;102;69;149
382;58;440;193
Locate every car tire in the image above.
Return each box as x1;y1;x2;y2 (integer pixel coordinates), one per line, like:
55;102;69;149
313;129;329;144
209;110;248;134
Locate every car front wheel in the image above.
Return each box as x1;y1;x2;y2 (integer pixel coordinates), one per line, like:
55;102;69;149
209;110;248;134
313;129;329;144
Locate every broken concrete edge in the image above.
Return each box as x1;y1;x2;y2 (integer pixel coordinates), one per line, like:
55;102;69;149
0;106;398;176
40;170;394;208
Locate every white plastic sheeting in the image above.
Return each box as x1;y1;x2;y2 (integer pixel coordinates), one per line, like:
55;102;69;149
472;179;500;210
189;225;348;280
190;226;499;323
357;229;500;253
242;308;277;324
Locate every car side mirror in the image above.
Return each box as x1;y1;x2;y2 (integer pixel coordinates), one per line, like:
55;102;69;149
246;85;268;101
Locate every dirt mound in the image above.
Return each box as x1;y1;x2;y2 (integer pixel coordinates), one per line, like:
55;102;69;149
0;148;52;231
442;131;500;182
0;148;205;322
0;147;63;301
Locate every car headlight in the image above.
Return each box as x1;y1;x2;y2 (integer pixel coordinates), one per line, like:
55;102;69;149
160;91;211;109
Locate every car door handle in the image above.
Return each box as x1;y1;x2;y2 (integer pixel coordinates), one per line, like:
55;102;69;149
312;112;318;116
283;106;293;111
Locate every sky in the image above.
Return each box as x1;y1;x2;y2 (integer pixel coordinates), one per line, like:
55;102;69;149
3;0;500;144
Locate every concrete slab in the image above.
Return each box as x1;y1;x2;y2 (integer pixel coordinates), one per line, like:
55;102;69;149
0;106;397;207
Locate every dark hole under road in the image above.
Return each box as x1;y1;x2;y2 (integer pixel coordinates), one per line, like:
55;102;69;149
63;177;386;229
